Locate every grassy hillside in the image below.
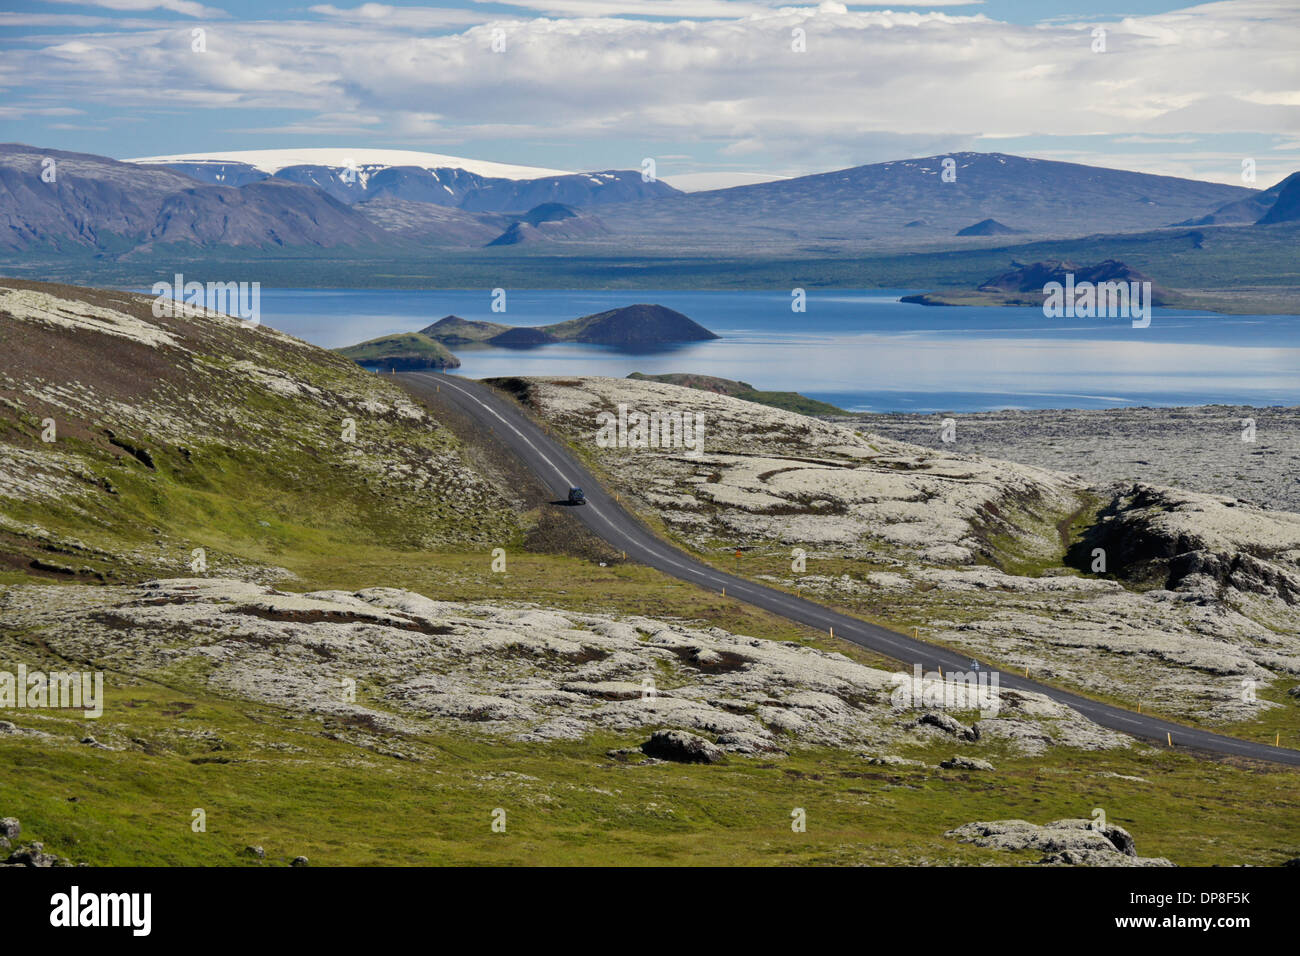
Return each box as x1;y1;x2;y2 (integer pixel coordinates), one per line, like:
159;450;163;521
0;280;514;586
6;670;1297;866
419;314;510;344
337;331;460;370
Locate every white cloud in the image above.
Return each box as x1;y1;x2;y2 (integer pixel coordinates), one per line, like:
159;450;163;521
475;0;777;17
308;4;490;28
7;2;1297;180
42;0;228;17
1113;135;1200;144
0;105;84;119
471;0;979;14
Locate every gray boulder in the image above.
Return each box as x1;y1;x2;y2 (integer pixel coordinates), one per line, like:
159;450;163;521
6;841;66;867
864;755;929;768
946;818;1172;866
940;756;995;771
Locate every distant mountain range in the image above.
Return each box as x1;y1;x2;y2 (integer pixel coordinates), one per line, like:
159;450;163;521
131;147;678;212
594;152;1274;249
0;144;635;253
0;144;391;253
130;146;573;180
2;143;1296;261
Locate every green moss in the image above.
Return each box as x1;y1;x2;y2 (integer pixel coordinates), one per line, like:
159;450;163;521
2;672;1297;866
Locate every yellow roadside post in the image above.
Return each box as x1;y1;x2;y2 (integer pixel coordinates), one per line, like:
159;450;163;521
1167;732;1173;747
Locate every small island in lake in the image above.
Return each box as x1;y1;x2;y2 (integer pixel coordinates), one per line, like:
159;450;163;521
338;304;720;371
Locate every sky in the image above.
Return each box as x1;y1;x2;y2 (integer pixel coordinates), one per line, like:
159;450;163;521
1;0;1297;188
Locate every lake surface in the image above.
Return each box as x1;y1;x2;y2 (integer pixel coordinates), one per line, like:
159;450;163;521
246;289;1300;413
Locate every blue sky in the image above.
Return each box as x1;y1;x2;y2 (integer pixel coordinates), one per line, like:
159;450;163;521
2;0;1297;188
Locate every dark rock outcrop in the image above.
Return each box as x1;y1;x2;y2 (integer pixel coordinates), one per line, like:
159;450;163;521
939;755;995;771
977;259;1169;304
640;729;725;764
1068;483;1300;604
914;711;980;741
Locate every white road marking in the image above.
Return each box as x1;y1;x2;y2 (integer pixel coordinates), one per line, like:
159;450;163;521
429;374;575;486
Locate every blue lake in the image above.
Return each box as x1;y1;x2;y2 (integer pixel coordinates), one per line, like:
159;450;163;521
244;289;1299;413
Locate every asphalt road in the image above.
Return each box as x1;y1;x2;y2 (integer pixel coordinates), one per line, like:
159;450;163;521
399;370;1300;767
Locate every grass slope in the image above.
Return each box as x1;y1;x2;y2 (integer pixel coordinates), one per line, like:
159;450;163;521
6;673;1298;866
336;332;460;369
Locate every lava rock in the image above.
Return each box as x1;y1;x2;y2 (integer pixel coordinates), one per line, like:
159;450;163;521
640;729;724;764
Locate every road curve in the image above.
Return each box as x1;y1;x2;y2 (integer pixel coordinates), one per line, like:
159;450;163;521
399;370;1300;767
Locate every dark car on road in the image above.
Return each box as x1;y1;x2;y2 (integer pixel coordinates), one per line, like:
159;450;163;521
567;487;586;505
